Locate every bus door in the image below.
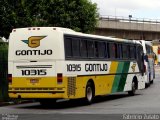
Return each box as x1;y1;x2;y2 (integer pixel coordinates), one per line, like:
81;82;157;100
137;46;145;75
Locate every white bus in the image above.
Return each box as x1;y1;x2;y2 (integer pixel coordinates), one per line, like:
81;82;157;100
8;27;145;105
140;40;155;87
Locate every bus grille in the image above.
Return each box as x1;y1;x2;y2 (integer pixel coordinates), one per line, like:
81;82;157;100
67;77;76;96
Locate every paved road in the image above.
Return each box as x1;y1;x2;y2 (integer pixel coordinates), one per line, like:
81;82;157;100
0;69;160;120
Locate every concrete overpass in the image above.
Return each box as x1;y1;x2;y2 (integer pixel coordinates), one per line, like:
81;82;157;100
94;16;160;41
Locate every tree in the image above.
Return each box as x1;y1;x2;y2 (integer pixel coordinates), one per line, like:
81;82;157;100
0;0;99;38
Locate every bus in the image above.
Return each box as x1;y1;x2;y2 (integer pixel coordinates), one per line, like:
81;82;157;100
140;40;155;87
8;27;145;105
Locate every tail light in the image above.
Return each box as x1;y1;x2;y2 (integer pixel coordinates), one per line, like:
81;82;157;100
8;74;12;84
57;73;63;84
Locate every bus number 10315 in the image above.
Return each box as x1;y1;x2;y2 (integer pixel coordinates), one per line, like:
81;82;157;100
21;69;47;76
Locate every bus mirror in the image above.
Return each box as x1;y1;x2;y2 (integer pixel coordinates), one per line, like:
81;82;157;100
144;55;149;62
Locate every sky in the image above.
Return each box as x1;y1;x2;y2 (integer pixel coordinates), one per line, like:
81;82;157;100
91;0;160;20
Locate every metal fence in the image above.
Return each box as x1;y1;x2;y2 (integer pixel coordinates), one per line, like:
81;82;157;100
99;15;160;24
0;42;8;101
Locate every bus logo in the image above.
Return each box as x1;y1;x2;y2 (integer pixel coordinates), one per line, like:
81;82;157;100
131;63;136;72
22;36;46;48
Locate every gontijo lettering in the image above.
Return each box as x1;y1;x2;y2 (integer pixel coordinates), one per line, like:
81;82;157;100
15;49;52;56
15;36;53;56
67;63;108;72
85;63;108;72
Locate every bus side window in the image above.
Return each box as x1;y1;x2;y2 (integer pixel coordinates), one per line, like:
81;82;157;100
87;40;94;58
80;40;87;58
122;44;129;59
95;41;106;58
72;38;80;57
95;41;99;58
105;42;109;58
109;43;117;59
137;46;144;74
130;45;136;59
117;44;121;59
65;37;72;58
146;45;150;54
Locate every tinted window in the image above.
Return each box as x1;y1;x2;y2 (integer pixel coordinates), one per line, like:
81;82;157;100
122;45;129;59
65;38;72;57
130;46;136;59
137;45;144;73
72;38;80;57
109;43;117;58
117;44;122;58
95;42;106;58
146;45;153;54
87;40;94;58
80;40;87;58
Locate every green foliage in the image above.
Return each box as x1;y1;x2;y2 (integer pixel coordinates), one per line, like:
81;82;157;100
0;0;99;38
0;42;8;50
0;42;8;101
0;38;3;42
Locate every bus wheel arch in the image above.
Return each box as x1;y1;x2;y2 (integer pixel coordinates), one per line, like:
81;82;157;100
128;76;138;96
84;79;95;104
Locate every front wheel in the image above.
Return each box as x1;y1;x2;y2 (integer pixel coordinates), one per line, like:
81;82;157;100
128;81;136;96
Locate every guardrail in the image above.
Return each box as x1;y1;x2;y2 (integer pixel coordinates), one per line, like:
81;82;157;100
99;15;160;24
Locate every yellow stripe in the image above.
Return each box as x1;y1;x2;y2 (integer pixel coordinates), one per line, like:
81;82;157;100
107;61;119;93
109;61;119;73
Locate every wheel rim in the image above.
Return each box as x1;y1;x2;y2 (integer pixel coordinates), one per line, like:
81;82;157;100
86;86;92;102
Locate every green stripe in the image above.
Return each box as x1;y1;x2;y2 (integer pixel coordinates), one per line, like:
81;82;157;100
117;61;130;92
111;62;124;93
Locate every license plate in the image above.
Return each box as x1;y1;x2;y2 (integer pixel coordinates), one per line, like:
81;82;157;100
30;79;39;83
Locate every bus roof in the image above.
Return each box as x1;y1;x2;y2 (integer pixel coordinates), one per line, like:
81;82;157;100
11;27;140;45
145;41;153;46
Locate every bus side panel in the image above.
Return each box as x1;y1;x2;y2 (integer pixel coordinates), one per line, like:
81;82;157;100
123;61;145;91
67;60;145;99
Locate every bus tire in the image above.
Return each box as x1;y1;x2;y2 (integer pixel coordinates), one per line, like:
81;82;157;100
145;73;151;88
149;73;151;84
150;80;153;84
128;80;136;96
145;83;150;88
84;81;94;105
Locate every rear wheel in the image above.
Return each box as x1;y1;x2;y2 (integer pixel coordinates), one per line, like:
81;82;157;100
150;80;153;84
128;81;136;96
84;82;94;105
149;73;154;84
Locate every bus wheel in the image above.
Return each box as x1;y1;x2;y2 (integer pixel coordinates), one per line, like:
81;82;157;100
128;81;136;96
150;80;153;84
85;82;94;105
146;74;151;88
